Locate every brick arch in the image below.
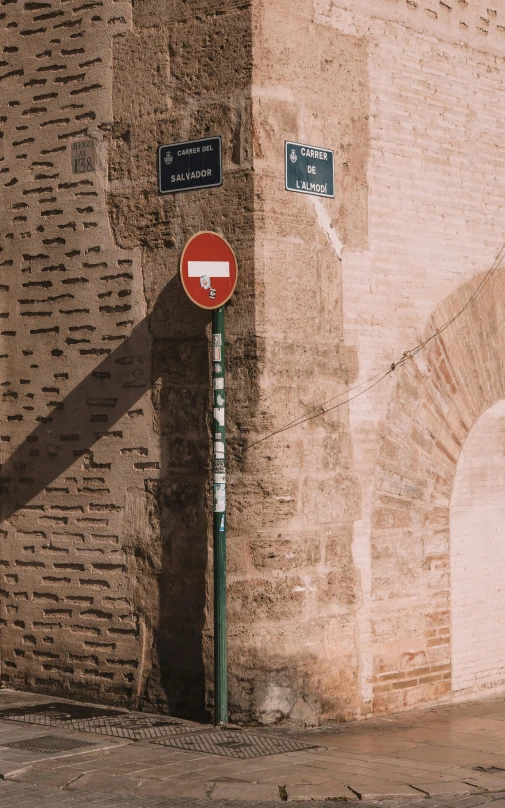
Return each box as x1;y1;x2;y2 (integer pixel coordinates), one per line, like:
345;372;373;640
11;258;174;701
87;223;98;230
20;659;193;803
369;269;505;714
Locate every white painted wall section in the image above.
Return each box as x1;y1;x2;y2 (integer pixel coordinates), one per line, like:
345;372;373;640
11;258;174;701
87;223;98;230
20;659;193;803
451;399;505;695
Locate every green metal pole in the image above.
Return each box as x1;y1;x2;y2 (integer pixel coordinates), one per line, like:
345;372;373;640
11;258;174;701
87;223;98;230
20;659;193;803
212;305;228;724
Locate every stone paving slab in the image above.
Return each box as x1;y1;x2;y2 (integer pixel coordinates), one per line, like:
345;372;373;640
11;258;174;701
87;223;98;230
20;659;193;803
135;779;208;799
7;767;83;788
412;783;481;797
283;781;357;801
67;772;144;794
465;778;505;794
346;781;424;800
210;783;281;801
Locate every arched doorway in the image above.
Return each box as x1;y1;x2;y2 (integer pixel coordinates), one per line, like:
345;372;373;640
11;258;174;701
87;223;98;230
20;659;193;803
451;399;505;695
368;268;505;713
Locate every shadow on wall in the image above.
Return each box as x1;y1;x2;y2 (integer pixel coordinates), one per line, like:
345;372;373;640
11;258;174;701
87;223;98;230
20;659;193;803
0;0;257;722
144;276;213;722
0;276;213;721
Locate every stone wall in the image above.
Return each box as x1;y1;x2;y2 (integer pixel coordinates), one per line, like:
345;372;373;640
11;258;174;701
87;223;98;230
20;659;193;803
109;0;256;720
324;0;505;715
229;0;367;725
0;0;146;705
0;0;255;720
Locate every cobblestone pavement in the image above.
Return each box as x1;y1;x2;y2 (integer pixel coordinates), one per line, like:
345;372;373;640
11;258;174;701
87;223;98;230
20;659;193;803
1;689;505;804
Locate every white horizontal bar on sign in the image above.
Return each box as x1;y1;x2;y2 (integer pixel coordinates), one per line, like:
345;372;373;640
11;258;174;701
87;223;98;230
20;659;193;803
188;261;230;278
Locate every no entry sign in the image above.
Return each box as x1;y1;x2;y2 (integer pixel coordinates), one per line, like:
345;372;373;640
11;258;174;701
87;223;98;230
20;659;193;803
180;232;238;310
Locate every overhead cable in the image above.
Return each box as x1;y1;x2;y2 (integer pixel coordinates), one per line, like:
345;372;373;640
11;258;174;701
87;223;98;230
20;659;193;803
246;242;505;451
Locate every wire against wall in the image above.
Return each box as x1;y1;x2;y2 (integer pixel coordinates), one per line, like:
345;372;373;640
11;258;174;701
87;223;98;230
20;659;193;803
246;243;505;452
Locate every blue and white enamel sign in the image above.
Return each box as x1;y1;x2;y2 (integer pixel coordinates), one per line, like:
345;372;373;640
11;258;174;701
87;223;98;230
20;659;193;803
285;141;334;198
158;136;222;194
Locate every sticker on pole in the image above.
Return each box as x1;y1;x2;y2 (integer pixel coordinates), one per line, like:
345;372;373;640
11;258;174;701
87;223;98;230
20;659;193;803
180;231;238;310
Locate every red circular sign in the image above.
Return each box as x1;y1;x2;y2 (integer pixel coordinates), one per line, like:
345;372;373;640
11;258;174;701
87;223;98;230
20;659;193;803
180;231;238;310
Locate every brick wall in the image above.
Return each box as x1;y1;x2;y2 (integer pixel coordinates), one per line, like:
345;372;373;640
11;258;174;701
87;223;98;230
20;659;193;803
320;0;505;714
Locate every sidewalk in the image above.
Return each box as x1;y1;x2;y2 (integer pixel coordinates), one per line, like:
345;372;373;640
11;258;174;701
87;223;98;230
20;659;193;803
0;689;504;803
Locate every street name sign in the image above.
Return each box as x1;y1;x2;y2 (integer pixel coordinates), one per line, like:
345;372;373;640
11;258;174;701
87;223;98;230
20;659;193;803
285;141;334;198
158;136;222;194
180;231;238;310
